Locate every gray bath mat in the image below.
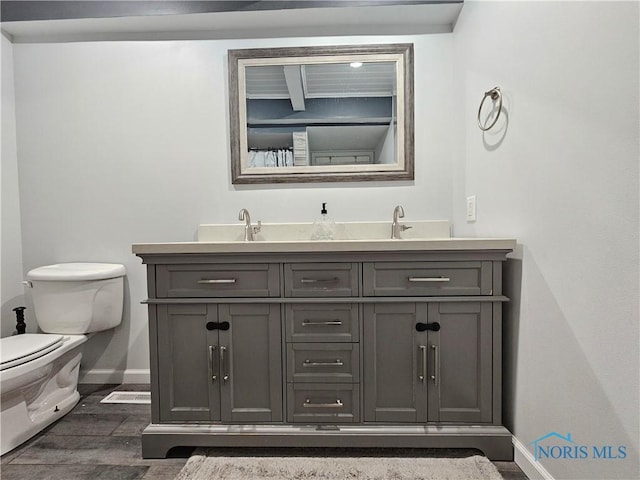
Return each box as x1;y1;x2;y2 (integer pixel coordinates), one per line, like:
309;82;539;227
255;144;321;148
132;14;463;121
174;450;503;480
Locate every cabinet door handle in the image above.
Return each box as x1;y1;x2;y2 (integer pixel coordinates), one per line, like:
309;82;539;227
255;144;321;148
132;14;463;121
415;322;440;332
209;345;217;383
220;346;229;381
198;279;237;284
408;276;450;283
431;344;439;385
206;321;230;331
300;277;339;284
419;345;427;382
303;399;344;408
301;319;343;326
302;359;344;367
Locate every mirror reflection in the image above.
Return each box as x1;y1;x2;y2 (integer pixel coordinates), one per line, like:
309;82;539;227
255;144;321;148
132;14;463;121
246;61;396;168
229;44;414;183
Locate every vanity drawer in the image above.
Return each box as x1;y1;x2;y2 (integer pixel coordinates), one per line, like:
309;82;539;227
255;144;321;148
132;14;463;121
363;261;492;296
156;264;280;298
285;304;359;343
287;383;359;423
287;343;359;383
284;263;359;297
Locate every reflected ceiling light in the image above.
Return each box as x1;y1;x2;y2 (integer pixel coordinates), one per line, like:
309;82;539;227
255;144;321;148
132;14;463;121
350;62;363;68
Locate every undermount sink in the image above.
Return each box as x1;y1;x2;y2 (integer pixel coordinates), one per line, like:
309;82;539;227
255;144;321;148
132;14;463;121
197;221;451;243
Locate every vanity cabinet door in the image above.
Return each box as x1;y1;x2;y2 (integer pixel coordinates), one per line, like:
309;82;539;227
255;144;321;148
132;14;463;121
363;302;493;424
156;304;220;422
363;303;428;423
156;303;283;423
427;302;493;423
218;304;283;423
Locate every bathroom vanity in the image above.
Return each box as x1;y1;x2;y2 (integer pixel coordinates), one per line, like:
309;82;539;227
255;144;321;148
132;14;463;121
133;226;516;460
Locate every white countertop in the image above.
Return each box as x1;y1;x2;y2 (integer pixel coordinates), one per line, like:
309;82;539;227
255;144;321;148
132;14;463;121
132;238;517;255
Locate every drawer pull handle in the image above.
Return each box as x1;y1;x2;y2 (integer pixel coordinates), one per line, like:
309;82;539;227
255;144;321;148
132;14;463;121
301;320;343;326
408;276;450;283
198;279;237;284
303;359;344;367
300;277;339;284
303;399;344;408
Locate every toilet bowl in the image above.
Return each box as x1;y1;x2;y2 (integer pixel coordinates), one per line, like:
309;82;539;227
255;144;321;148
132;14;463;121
0;334;86;455
0;263;125;455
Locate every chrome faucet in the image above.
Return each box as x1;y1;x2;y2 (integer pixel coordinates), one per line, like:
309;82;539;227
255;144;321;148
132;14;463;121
238;208;261;242
391;205;412;239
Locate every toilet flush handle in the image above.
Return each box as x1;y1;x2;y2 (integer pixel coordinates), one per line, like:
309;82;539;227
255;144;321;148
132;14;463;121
22;281;33;288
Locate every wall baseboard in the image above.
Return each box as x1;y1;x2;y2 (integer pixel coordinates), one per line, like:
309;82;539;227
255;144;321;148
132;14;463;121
513;436;555;480
79;368;150;385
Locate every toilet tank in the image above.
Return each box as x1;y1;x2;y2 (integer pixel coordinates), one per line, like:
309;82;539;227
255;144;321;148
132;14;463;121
26;263;126;334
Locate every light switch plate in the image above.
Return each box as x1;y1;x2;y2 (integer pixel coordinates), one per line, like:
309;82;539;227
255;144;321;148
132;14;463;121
466;195;477;222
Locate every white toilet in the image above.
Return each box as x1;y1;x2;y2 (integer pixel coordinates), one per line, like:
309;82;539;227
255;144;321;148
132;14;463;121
0;263;126;455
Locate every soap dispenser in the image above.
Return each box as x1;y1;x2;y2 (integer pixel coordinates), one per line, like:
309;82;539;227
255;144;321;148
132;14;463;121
311;203;336;240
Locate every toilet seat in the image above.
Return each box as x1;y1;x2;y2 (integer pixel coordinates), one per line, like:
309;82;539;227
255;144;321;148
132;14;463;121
0;334;64;371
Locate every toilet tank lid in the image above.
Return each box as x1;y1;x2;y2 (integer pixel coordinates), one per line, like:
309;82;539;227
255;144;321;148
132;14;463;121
27;263;126;281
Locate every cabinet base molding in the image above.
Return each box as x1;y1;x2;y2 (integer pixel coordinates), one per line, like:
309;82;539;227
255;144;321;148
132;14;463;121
141;423;513;461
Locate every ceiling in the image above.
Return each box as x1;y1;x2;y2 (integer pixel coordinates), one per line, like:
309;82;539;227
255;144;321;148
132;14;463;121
1;1;463;43
1;1;462;22
246;62;397;103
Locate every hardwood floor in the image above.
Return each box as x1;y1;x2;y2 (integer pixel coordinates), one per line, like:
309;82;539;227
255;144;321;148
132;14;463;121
1;384;529;479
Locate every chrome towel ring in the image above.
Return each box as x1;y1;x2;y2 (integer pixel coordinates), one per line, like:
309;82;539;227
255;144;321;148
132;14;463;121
477;86;502;131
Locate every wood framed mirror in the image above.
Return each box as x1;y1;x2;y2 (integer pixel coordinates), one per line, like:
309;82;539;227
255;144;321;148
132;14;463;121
229;43;414;184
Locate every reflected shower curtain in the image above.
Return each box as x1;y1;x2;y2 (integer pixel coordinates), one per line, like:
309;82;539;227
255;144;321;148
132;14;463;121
248;150;293;168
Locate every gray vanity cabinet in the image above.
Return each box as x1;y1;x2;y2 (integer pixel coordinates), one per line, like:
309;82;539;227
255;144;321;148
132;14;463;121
156;303;282;424
136;248;514;460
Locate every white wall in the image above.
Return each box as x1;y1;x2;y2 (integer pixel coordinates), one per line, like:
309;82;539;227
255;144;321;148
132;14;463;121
11;34;454;382
376;123;396;164
1;33;26;338
452;2;639;480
